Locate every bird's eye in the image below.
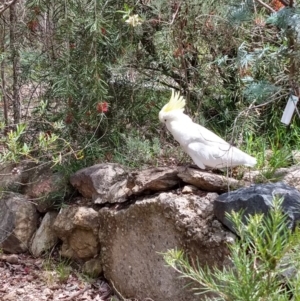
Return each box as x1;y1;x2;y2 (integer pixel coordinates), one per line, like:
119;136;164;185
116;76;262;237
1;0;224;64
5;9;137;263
164;119;167;122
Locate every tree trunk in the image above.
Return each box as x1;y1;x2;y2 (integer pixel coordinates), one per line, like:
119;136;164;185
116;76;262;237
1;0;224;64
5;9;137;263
10;2;20;125
0;17;8;128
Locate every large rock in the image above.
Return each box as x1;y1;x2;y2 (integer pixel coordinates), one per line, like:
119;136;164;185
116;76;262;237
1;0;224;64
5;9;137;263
0;193;38;253
214;182;300;234
53;206;100;259
0;161;36;192
129;167;180;195
0;196;15;245
70;164;251;205
98;192;233;301
0;162;71;212
23;165;71;213
70;163;129;204
30;211;59;257
178;167;242;193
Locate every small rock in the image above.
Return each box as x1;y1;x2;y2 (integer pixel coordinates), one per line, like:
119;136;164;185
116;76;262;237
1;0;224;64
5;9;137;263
265;149;273;161
30;212;58;257
283;167;300;191
16;288;25;295
26;275;35;282
182;185;198;194
83;258;103;277
292;150;300;163
3;292;16;301
0;254;19;264
42;288;53;296
242;170;260;182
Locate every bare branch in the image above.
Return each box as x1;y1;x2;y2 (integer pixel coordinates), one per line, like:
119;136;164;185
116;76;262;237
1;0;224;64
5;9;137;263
278;0;289;6
0;0;18;15
254;0;276;13
170;3;181;25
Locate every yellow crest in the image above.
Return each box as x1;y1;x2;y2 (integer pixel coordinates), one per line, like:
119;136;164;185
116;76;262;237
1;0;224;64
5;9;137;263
161;89;186;113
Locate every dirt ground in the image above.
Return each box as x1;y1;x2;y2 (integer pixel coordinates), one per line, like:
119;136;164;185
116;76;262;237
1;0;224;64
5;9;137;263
0;253;114;301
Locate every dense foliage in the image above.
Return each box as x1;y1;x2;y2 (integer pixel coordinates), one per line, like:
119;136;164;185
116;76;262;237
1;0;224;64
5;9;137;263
0;0;300;173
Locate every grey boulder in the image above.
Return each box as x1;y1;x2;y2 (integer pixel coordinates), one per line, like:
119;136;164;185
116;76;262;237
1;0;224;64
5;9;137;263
214;182;300;233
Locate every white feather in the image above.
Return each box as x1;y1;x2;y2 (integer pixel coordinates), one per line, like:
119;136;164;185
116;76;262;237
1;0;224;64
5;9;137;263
159;94;256;169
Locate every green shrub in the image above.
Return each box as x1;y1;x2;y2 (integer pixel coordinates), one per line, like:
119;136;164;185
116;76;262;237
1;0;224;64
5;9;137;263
164;197;300;300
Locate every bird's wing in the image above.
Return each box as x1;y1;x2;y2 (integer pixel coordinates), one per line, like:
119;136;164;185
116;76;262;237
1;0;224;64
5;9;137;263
188;122;230;147
183;143;206;169
187;139;256;168
192;123;256;166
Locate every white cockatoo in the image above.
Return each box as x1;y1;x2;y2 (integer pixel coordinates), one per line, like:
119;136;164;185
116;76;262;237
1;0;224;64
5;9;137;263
159;90;257;170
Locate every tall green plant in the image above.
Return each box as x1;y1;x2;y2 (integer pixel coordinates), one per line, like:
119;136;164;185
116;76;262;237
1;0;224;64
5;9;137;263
1;0;300;170
1;0;127;167
113;0;300;169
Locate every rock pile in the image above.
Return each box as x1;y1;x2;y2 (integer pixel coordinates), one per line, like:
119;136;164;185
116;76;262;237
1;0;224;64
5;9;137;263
1;162;300;300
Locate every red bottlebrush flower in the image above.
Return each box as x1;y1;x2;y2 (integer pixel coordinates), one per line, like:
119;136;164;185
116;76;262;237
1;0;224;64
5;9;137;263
96;102;109;113
65;113;73;124
27;19;39;32
45;130;52;140
33;6;41;15
254;17;266;27
270;0;285;11
173;47;184;58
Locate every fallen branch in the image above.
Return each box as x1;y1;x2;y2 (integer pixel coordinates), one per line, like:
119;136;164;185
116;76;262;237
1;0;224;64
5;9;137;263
254;0;276;13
